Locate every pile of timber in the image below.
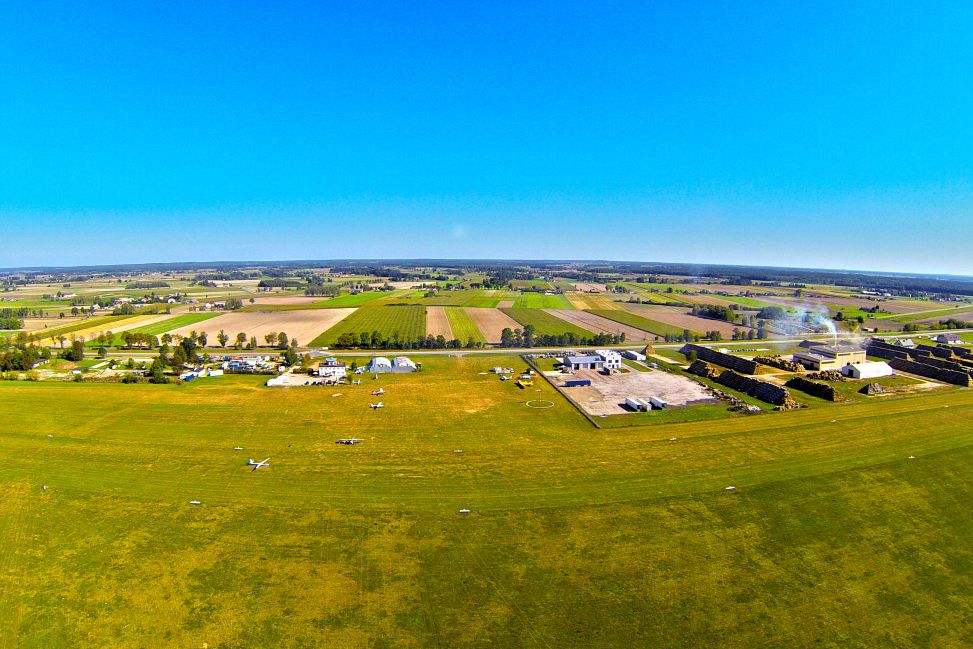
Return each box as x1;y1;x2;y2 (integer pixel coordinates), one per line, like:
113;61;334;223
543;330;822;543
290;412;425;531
888;358;972;386
786;376;842;401
715;370;797;408
754;355;804;372
680;344;763;374
687;359;720;379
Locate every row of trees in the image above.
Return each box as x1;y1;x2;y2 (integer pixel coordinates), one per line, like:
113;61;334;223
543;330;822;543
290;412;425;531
499;325;625;348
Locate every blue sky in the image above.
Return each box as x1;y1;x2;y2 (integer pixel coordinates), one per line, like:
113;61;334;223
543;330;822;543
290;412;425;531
1;1;971;273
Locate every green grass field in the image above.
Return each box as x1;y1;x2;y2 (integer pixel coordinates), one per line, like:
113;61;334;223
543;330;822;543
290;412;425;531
501;308;593;337
510;292;574;309
309;304;426;346
100;312;221;345
1;356;973;646
444;306;485;343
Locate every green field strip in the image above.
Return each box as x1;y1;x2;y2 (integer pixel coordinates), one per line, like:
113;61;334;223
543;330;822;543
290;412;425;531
501;308;593;337
613;307;701;337
28;315;139;341
310;304;426;346
444;306;485;344
511;292;574;309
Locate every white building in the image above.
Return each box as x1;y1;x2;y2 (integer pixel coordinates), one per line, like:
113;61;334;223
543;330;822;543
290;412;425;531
317;357;347;379
595;349;623;370
622;350;647;361
841;361;894;379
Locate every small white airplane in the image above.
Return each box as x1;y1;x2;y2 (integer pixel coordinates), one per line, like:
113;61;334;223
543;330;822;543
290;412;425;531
369;402;384;410
371;388;384;395
248;457;271;471
336;438;364;445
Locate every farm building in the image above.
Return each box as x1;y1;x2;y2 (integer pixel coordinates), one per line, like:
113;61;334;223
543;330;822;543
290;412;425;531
841;361;894;379
792;344;866;371
935;333;962;344
895;338;916;348
594;349;623;370
622;350;647;361
317;357;347;379
562;354;605;371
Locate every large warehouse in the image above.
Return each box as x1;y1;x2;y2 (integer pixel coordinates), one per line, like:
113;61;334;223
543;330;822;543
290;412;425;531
792;344;867;371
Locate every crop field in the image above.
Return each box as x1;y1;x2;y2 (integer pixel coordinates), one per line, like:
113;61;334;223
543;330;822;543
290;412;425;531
309;305;425;346
102;312;222;345
171;309;357;347
501;308;593;338
444;306;485;344
620;304;755;338
424;306;453;339
463;307;522;343
2;357;973;647
511;292;574;309
544;309;655;341
29;315;140;343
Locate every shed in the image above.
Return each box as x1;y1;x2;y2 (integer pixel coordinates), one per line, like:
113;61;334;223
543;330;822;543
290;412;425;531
841;361;894;379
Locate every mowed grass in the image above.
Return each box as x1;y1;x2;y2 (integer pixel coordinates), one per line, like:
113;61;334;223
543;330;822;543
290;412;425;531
511;292;574;309
310;304;426;346
1;359;973;646
501;307;593;337
444;306;485;343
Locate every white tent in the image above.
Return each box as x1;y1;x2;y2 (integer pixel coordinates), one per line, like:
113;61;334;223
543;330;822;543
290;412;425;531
367;357;393;373
842;361;894;379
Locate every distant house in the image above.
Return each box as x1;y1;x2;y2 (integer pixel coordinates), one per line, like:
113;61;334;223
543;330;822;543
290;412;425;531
562;354;605;371
895;338;916;348
935;333;962;344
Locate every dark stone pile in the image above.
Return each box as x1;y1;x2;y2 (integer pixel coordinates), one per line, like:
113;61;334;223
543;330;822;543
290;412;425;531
786;376;842;401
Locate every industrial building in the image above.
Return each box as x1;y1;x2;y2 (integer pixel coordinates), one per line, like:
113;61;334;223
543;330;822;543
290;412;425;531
792;344;867;371
562;354;605;371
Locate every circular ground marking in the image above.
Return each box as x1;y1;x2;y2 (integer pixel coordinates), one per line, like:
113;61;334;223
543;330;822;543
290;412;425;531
525;400;555;409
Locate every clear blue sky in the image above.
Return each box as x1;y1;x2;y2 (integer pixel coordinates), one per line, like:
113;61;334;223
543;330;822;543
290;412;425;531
1;1;971;274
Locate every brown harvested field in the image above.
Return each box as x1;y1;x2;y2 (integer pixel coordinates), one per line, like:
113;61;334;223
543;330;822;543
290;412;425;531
168;309;357;346
622;304;755;337
573;282;608;292
464;307;522;343
496;300;515;308
19;318;65;332
682;294;736;306
425;306;454;339
251;295;325;306
566;292;623;310
544;309;654;341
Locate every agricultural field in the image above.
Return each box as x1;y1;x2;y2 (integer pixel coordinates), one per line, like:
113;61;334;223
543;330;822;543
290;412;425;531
501;308;593;338
171;309;357;347
424;306;453;339
463;307;522;343
510;292;574;309
621;304;751;338
101;312;222;345
309;305;425;346
543;309;654;341
444;306;485;344
565;292;622;310
28;315;141;343
2;356;973;646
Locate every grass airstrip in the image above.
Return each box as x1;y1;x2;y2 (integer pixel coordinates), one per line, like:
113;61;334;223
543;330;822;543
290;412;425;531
1;354;973;647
